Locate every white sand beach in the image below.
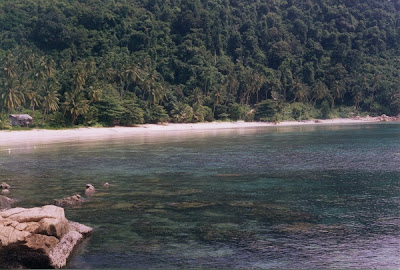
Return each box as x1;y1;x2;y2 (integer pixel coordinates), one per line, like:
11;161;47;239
0;116;398;147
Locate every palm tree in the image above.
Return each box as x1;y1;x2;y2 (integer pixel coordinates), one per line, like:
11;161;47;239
42;82;60;120
141;70;165;105
63;91;74;117
192;87;204;105
88;86;102;104
226;73;239;100
69;93;89;124
73;69;87;93
171;102;194;123
39;57;56;79
353;89;363;110
2;54;17;80
311;81;330;106
193;103;208;122
149;82;166;106
249;72;265;104
1;80;25;112
117;65;142;98
26;89;42;115
331;80;345;108
292;81;310;103
211;84;226;117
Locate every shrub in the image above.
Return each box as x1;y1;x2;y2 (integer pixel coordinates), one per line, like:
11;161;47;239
145;105;170;123
282;102;319;120
0;113;11;129
229;103;249;121
254;100;280;121
170;102;194;123
193;103;212;122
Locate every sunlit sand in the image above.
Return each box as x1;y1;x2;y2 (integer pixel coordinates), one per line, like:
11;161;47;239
0;116;397;147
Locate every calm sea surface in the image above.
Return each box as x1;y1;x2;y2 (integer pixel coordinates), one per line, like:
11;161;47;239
0;123;399;269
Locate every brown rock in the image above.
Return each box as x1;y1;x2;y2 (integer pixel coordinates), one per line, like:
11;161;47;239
0;182;10;190
0;205;92;269
54;194;83;207
85;184;95;196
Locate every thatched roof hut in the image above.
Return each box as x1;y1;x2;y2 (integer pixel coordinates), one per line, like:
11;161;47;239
9;114;33;127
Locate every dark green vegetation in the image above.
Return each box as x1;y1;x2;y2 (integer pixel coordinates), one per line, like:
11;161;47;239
0;0;399;127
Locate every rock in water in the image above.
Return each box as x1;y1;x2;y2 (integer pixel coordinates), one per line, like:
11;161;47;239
1;189;10;195
54;194;83;207
85;184;95;196
0;182;10;189
0;205;92;268
0;196;14;210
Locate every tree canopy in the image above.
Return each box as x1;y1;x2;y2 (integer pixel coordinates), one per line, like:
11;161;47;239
0;0;399;127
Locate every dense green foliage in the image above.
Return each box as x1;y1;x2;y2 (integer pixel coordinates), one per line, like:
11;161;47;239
0;0;399;127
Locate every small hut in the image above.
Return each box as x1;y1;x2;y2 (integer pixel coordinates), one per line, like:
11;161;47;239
9;114;33;127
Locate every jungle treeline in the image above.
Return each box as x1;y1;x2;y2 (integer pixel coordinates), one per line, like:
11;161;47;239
0;0;399;127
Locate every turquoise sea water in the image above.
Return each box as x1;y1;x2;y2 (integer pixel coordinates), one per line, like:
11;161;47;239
0;123;399;269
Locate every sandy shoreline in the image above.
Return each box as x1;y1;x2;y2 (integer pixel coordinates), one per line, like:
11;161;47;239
0;116;398;147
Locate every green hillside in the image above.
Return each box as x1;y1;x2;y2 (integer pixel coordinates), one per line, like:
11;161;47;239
0;0;399;127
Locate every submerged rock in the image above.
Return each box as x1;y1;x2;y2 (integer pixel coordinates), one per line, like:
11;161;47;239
0;205;92;269
166;201;216;209
215;174;243;177
272;222;348;235
197;225;254;243
54;194;83;207
0;196;15;210
111;202;134;210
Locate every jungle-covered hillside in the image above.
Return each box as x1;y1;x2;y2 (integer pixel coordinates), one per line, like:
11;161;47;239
0;0;399;127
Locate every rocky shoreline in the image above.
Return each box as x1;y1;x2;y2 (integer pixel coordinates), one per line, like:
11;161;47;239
0;181;94;269
0;204;92;269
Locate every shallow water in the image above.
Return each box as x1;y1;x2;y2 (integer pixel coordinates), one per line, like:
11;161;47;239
0;123;399;269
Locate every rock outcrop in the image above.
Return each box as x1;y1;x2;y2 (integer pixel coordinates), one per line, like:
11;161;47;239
0;205;92;269
54;194;83;207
